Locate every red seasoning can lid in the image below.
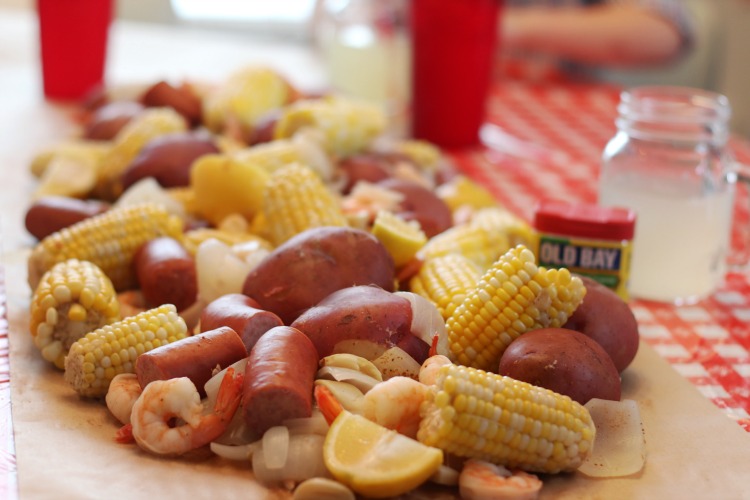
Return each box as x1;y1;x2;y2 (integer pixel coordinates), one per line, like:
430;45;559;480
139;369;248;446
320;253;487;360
533;199;636;241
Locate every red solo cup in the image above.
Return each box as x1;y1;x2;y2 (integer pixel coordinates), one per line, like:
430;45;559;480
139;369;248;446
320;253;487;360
409;0;501;148
37;0;114;101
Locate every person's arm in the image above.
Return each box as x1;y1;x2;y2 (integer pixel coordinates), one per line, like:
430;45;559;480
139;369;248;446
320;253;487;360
502;2;692;68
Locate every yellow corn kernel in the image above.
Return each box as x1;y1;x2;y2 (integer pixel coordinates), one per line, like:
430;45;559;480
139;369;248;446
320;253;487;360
446;245;586;371
232;130;333;181
64;304;188;398
27;203;184;292
274;97;386;157
435;175;500;213
263;162;348;246
409;254;483;321
96;107;187;199
418;363;595;474
469;207;534;249
29;140;111;179
418;223;511;271
29;259;120;370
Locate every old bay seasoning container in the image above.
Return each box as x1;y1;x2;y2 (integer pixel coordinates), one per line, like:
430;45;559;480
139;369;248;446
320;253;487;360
532;199;636;300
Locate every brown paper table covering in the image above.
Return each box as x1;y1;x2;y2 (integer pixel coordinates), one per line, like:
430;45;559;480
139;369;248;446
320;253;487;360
2;5;750;499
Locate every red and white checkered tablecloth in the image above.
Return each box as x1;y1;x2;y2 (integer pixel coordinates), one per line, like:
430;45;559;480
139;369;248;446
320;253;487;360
455;79;750;432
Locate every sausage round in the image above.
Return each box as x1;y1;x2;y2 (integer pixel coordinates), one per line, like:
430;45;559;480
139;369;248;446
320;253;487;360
25;196;109;240
135;326;247;397
242;326;319;435
199;293;284;353
134;236;198;311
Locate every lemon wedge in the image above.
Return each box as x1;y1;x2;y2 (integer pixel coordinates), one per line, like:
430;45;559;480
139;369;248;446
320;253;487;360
323;411;443;498
371;210;428;267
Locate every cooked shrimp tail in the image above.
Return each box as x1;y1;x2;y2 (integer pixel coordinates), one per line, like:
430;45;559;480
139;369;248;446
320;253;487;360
115;423;134;444
459;459;543;500
314;384;344;425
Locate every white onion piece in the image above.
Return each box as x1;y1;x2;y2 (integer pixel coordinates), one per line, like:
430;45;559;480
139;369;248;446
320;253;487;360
319;353;382;381
314;380;365;414
114;177;186;218
196;238;255;303
371;346;422;380
210;441;259;461
316;366;381;393
430;464;460;486
252;434;329;485
395;291;449;356
332;339;387;361
283;409;330;436
204;357;248;407
263;426;290;470
578;398;646;478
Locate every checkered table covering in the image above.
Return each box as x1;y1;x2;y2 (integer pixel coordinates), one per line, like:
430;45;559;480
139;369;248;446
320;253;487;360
454;79;750;432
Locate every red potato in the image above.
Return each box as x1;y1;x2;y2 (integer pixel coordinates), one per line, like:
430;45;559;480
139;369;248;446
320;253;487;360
135;326;248;398
140;80;203;127
246;109;281;145
563;276;640;372
338;153;394;194
377;178;453;237
497;328;621;405
242;226;395;324
121;130;219;190
134;237;198;311
83;100;145;140
25;196;110;240
200;293;284;353
290;285;431;365
242;326;319;435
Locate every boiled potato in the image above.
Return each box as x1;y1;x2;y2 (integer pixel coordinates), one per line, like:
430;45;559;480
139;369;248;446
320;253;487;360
243;227;395;324
497;328;621;405
563;276;640;372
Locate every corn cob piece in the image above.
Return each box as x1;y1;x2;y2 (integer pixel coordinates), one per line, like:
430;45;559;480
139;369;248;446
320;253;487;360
27;203;184;292
435;175;500;213
446;245;586;371
263;162;348;246
274;97;387;157
203;65;294;134
417;223;511;271
409;254;482;321
393;139;442;172
470;207;535;249
29;259;120;369
96;107;187;199
64;304;188;398
233;130;333;181
417;363;595;474
29;140;111;179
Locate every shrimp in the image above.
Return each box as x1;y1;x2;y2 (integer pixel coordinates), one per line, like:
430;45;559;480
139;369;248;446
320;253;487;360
105;373;143;425
459;459;543;500
362;376;430;439
419;354;452;386
129;367;243;456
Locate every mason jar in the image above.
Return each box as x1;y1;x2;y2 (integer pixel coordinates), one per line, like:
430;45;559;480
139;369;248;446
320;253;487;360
598;86;736;305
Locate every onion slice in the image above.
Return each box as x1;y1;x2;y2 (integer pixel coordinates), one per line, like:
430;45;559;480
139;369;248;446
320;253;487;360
395;292;446;347
316;366;381;393
578;398;646;478
262;426;290;470
371;346;422;380
210;441;259;461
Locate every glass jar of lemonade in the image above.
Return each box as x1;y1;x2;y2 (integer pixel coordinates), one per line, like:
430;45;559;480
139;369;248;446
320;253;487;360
598;86;737;305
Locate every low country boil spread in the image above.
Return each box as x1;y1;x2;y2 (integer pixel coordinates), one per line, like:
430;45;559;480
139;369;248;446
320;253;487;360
22;66;645;499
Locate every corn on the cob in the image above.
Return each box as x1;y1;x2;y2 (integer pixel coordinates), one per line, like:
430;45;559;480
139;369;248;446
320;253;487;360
263;162;348;246
470;207;535;249
392;139;442;172
446;245;586;371
273;97;386;157
417;363;595;474
233;130;333;181
30;140;111;179
27;203;184;292
203;65;294;134
64;304;188;398
418;223;511;271
29;259;120;369
435;175;500;213
96;107;187;199
409;254;482;321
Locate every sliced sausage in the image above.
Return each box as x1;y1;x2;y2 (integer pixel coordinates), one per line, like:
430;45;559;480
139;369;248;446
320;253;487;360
135;326;247;397
25;196;109;240
199;293;284;353
242;326;319;435
134;236;197;310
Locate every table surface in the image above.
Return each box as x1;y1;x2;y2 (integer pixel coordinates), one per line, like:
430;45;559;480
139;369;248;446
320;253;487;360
2;5;750;499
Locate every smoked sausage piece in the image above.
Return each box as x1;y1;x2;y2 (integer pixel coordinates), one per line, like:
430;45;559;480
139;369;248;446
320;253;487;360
25;196;109;240
135;326;247;397
242;326;319;435
134;236;198;310
199;294;284;353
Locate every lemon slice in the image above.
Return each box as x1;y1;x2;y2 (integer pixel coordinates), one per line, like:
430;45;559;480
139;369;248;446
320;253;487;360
371;210;428;267
323;411;443;498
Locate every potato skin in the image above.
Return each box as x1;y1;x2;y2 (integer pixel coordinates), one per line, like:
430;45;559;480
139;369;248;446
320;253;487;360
497;328;621;405
377;178;453;237
563;276;639;372
242;227;395;324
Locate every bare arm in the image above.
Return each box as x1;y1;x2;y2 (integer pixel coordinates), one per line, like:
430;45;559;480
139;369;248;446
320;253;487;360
502;4;687;68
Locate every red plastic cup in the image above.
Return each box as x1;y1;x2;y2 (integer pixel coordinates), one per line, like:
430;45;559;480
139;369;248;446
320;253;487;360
409;0;501;148
37;0;113;101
